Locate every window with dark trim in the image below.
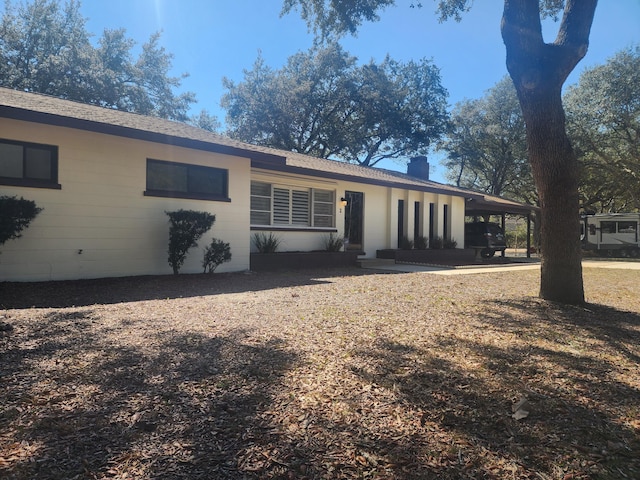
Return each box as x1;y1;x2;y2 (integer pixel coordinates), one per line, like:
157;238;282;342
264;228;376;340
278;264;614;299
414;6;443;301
0;138;60;189
145;159;229;201
600;221;615;235
250;181;335;228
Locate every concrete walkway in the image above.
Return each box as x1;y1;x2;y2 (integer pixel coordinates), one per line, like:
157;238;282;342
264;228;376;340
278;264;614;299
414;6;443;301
359;258;640;276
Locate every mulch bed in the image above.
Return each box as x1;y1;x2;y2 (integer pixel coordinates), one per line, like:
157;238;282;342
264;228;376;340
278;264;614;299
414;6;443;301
1;267;639;479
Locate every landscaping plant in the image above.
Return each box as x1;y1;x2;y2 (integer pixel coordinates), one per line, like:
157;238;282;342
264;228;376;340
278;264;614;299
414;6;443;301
400;236;414;250
202;238;232;273
0;196;43;252
323;232;344;252
166;210;215;274
430;236;444;249
252;232;281;253
414;235;428;250
443;238;458;249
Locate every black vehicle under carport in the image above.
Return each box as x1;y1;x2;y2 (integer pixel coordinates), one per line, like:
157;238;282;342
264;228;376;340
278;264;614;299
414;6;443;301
464;193;539;259
464;221;507;258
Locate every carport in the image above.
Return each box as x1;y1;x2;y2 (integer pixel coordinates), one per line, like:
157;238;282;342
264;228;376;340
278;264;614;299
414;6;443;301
465;194;539;258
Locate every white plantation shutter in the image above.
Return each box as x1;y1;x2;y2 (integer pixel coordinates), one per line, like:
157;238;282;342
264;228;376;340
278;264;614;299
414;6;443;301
313;189;335;227
292;190;310;225
250;181;335;228
250;181;272;225
273;187;290;224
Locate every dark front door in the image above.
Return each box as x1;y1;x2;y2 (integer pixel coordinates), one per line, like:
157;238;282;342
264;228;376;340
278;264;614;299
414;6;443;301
397;200;405;248
344;191;364;250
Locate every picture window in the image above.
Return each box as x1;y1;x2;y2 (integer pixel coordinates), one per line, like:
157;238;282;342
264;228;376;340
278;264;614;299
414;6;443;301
145;159;229;201
250;181;335;228
0;139;59;189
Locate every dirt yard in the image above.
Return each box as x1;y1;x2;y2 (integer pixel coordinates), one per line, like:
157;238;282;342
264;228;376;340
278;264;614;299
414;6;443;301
1;266;639;479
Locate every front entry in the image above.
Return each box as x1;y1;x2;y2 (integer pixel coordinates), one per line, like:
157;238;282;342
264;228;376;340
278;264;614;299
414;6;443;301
344;191;364;251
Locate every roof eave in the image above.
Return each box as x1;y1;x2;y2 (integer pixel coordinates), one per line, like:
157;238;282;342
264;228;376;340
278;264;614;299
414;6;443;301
0;104;287;164
251;158;485;199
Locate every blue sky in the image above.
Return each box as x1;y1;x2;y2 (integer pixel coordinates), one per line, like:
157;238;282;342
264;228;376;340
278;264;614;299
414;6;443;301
54;2;640;180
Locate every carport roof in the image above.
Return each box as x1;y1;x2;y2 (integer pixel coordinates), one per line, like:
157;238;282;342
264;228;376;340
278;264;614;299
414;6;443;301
466;193;539;216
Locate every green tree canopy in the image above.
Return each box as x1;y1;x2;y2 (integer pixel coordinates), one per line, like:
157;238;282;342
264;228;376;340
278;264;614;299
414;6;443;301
565;46;640;212
221;43;448;167
442;76;535;203
0;0;200;122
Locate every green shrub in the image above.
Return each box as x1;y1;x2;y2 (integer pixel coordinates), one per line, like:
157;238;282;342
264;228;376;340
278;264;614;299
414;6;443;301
414;236;428;250
323;232;344;252
166;210;215;274
252;232;281;253
0;196;43;251
202;238;232;273
400;236;414;250
430;236;444;249
443;238;458;249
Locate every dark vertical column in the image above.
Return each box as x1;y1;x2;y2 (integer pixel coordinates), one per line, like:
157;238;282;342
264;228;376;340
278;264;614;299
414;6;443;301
398;200;405;248
414;201;420;241
429;203;435;244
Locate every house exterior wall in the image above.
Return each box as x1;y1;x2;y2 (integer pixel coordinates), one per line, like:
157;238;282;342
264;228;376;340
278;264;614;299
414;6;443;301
450;196;466;246
250;170;464;258
1;114;471;282
0;118;252;281
250;170;340;252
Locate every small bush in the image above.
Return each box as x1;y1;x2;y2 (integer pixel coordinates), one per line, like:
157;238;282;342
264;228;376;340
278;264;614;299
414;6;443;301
202;238;232;273
166;210;215;274
252;232;281;253
400;236;414;250
443;238;458;249
0;196;43;250
430;236;443;249
323;232;344;252
414;236;428;250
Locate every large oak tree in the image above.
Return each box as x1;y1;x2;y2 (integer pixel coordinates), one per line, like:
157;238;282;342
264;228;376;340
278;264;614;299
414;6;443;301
565;46;640;213
222;43;448;167
283;0;598;304
0;0;208;123
442;76;535;204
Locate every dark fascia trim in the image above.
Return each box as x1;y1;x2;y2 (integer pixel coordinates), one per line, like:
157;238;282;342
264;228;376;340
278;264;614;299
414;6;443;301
0;178;61;190
0;105;287;165
251;159;485;200
251;226;338;233
465;201;539;216
144;190;232;202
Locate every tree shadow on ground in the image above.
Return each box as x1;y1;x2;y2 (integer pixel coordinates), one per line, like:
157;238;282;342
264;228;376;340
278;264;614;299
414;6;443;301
487;298;640;364
0;267;395;309
3;282;638;479
0;310;298;479
338;302;640;479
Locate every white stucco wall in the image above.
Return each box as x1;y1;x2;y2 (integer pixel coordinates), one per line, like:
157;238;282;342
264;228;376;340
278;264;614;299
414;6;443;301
0;118;252;281
250;172;465;258
1;116;471;282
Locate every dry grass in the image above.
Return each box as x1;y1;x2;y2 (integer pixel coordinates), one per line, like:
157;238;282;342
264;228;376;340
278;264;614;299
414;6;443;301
1;266;639;479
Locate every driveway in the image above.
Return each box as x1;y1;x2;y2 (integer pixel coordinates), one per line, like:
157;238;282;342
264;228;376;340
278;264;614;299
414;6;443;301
360;259;640;275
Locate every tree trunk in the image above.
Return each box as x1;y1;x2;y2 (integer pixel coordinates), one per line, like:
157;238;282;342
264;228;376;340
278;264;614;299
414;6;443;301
521;88;584;302
501;0;597;304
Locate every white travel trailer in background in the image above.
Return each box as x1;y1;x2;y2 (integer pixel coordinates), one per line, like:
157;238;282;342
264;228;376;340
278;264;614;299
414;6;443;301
581;213;640;257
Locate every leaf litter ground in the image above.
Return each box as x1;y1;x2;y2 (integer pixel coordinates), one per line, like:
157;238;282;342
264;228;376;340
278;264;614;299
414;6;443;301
1;266;638;479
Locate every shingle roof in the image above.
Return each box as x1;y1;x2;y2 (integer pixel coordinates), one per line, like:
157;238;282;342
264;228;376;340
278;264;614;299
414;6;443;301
0;87;535;212
0;86;279;161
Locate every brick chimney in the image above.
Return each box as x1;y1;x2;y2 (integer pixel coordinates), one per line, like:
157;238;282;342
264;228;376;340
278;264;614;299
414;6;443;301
407;156;430;180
